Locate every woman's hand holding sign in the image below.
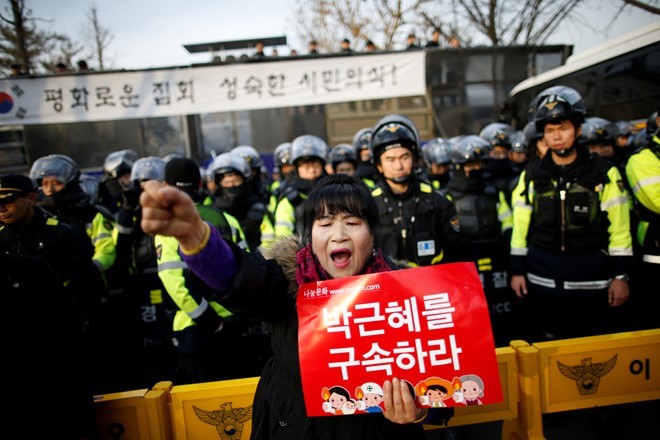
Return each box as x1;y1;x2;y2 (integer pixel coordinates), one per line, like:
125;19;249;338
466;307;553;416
382;378;427;424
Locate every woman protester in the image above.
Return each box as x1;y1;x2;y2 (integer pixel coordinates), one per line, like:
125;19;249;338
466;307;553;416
140;174;448;439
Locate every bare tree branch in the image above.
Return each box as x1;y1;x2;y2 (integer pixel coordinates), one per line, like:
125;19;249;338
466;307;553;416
79;5;114;70
623;0;660;14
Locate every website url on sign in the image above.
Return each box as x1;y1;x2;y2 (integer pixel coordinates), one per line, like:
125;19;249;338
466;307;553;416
329;284;381;295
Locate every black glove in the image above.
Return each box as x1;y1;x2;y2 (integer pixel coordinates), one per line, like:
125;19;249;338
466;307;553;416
121;186;141;211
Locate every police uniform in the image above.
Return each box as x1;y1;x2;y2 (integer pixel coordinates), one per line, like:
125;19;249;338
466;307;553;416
510;124;634;340
369;114;461;266
625;119;660;329
156;203;259;384
445;135;516;346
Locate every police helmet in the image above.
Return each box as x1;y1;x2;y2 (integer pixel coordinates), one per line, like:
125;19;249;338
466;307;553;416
614;120;635;138
633;129;649;149
370;114;420;162
479;122;516;149
130;156;165;182
510;131;528;153
162;152;186;163
328;143;357;167
351;127;372;152
103;149;138;179
522;121;542;148
532;85;586;132
80;174;100;200
208;151;252;182
646;111;659;139
29;154;80;186
423;138;451;167
232;145;264;170
580;117;617;146
273;142;293;166
290;135;328;165
450;135;490;166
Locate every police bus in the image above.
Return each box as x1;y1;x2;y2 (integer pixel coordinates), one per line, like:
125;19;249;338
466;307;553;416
507;21;660;127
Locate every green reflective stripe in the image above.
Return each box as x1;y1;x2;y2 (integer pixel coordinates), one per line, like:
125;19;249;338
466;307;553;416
187;297;210;320
46;218;59;225
513;200;532;209
498;211;511;221
600;195;628;210
527;272;556;288
633;175;660;195
372;187;383;196
115;224;133;234
158;261;187;272
420;182;432;193
608;247;633;256
643;254;660;264
564;279;610;290
275;220;294;229
92;232;112;243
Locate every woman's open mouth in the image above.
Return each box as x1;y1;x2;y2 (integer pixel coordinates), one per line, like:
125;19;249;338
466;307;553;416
331;249;351;268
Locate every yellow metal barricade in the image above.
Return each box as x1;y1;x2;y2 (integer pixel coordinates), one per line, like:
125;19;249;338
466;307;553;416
425;346;519;430
532;328;660;413
94;388;151;440
169;376;260;440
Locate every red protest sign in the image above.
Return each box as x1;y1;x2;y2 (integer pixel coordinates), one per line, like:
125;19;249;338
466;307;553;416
297;262;502;417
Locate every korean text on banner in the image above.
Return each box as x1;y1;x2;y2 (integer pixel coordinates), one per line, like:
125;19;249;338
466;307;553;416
297;262;503;417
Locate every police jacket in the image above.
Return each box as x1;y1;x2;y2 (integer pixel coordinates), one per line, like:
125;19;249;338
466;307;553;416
445;173;512;242
156;204;247;339
180;233;450;440
510;147;634;285
371;176;461;266
625;135;660;262
0;206;106;326
40;184;116;273
260;175;316;248
213;189;267;251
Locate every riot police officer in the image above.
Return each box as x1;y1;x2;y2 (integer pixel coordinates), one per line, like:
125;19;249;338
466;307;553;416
445;135;521;346
370;114;461;266
509;85;634;341
625;109;660;330
208;151;265;251
260;134;328;248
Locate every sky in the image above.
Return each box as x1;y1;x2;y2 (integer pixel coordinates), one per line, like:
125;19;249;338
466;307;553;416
26;0;660;71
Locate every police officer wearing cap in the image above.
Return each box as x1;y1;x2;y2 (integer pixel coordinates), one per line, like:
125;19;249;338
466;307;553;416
510;86;634;341
0;173;105;328
370;114;461;266
0;174;103;436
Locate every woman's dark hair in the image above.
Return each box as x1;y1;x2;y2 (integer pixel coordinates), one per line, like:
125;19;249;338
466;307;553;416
298;174;379;245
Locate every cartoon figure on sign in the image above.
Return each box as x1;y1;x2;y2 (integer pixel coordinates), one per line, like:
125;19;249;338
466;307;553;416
321;386;352;415
342;398;358;414
355;382;384;413
453;374;485;406
415;376;461;407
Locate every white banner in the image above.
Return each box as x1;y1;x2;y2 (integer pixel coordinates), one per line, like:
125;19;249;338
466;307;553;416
0;52;426;126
